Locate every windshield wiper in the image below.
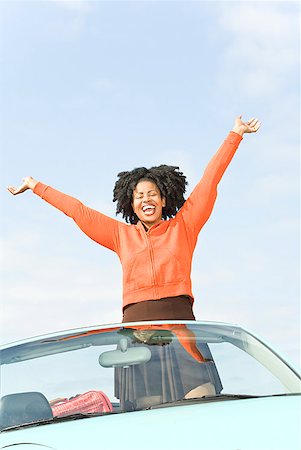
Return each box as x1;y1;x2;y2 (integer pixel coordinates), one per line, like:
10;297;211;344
146;393;301;410
147;393;259;409
197;393;301;401
197;393;259;400
1;411;118;432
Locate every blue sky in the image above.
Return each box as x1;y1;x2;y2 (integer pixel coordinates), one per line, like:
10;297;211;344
1;1;300;365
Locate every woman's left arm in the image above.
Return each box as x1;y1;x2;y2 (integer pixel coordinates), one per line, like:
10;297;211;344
179;116;261;235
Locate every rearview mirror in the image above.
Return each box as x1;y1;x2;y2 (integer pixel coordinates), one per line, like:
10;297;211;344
99;338;151;368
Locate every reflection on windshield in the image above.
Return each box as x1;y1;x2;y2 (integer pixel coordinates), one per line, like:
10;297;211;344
115;327;221;411
1;322;300;431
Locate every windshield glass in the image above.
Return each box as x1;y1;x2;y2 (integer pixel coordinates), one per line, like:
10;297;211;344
1;322;300;431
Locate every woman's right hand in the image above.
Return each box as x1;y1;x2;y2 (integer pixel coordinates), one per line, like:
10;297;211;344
7;176;38;195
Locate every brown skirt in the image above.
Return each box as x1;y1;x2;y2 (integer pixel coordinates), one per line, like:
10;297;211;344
122;296;195;322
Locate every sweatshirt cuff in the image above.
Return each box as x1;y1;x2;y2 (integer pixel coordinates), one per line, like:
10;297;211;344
33;182;49;199
228;130;243;143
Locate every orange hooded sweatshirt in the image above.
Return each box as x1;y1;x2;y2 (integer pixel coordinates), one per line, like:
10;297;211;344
34;131;242;308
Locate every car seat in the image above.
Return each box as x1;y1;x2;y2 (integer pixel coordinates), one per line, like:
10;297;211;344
0;391;53;431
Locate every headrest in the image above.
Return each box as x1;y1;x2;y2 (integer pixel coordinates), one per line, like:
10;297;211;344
0;391;53;431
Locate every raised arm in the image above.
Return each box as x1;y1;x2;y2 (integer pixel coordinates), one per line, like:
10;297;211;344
179;116;261;236
8;177;120;252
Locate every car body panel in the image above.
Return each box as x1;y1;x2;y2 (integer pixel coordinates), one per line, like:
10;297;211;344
1;395;300;450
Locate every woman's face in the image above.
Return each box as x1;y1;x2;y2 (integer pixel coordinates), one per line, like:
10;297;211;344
132;180;166;229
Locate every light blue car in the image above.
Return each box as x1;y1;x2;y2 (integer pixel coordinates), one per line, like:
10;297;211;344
1;321;300;450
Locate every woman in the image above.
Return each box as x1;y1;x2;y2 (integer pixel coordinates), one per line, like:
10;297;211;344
8;115;260;407
8;115;260;323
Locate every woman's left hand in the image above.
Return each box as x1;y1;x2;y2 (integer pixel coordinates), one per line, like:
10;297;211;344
232;115;261;136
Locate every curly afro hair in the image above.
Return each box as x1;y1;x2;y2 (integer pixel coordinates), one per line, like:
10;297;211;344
113;165;188;224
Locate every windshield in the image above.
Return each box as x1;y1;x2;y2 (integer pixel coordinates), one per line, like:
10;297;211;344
1;321;300;431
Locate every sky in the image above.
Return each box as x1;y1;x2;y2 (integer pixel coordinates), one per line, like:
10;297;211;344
0;0;300;366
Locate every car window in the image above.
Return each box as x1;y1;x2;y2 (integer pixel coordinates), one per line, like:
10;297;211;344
209;342;287;395
1;344;120;404
1;323;300;431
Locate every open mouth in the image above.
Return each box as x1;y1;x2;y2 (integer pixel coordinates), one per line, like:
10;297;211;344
142;205;156;215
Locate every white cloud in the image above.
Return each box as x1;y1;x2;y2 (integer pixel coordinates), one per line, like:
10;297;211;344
47;0;94;39
48;15;86;37
0;228;122;344
93;78;117;94
251;132;299;166
248;173;299;203
50;0;93;13
214;2;299;98
266;217;299;236
219;3;296;40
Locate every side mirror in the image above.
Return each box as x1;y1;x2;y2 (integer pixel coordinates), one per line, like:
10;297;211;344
99;338;151;368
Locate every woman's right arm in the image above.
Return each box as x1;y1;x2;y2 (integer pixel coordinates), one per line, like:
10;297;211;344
8;177;120;252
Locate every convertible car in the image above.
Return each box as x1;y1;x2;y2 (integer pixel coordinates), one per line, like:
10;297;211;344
0;320;300;450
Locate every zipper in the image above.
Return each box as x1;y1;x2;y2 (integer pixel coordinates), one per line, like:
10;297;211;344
145;231;158;298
